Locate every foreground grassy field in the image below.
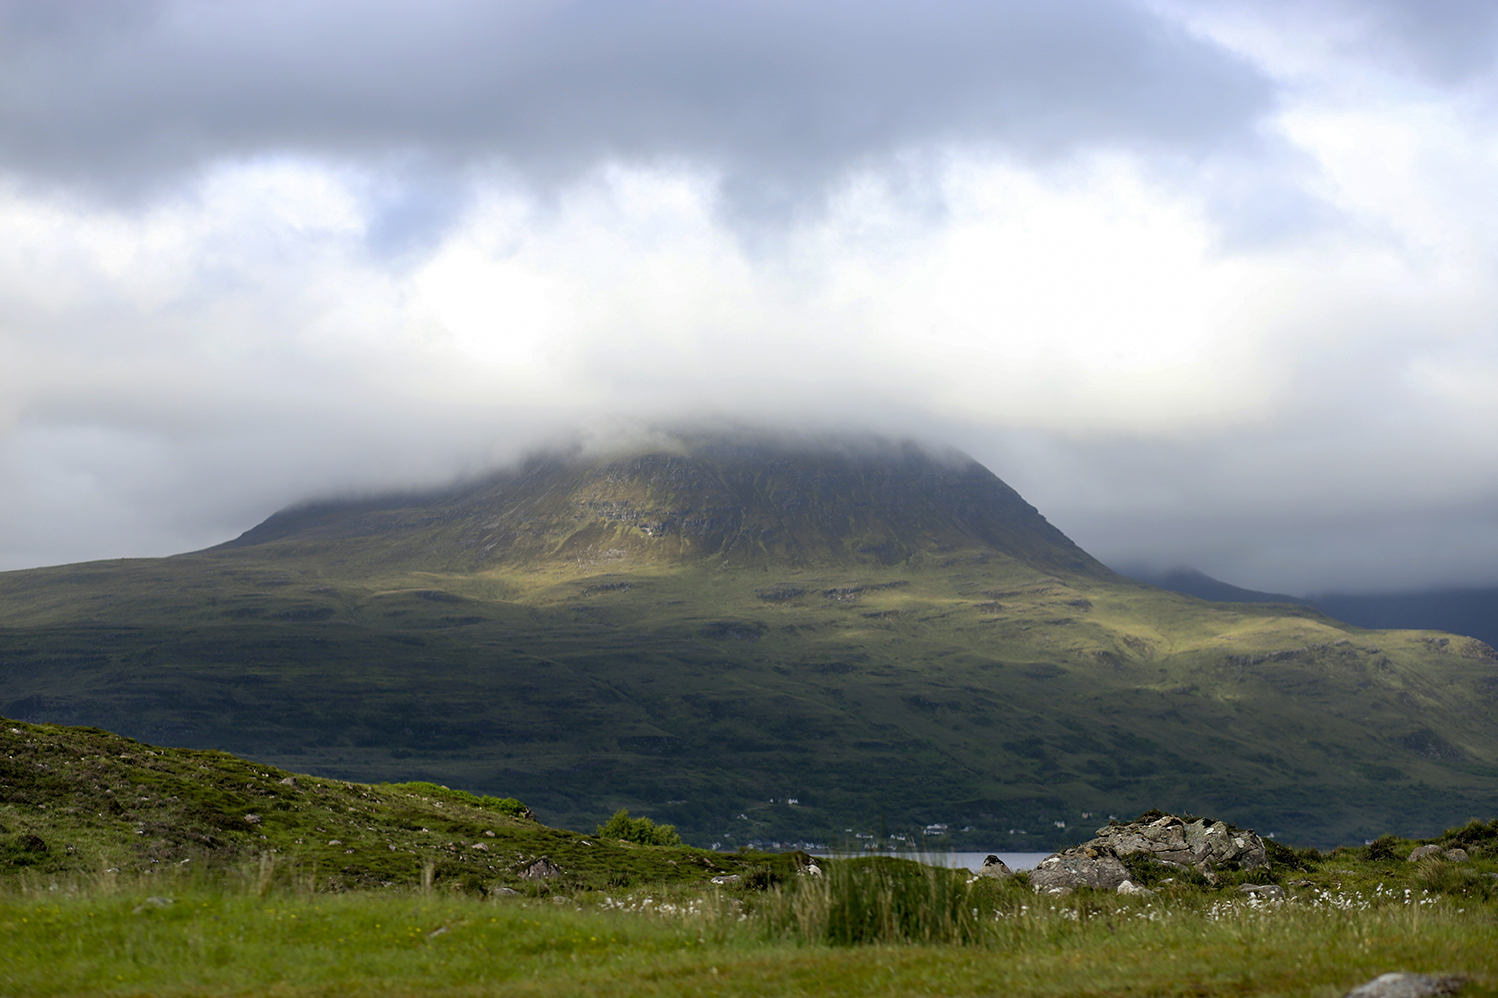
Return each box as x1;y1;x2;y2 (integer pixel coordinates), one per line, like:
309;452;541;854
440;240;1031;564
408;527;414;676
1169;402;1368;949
3;855;1497;998
7;718;1498;996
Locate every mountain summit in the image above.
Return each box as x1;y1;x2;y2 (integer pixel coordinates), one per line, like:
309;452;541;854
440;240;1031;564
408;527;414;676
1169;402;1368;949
223;435;1103;576
2;431;1495;848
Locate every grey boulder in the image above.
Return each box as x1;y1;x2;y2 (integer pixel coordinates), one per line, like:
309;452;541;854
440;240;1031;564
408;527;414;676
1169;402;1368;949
1342;972;1465;998
518;856;563;879
1237;883;1286;899
977;855;1013;879
1029;845;1130;893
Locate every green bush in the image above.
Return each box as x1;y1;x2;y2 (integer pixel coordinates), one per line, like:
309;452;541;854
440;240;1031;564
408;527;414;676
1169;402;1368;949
1440;818;1498;857
1264;837;1316;872
596;809;682;847
387;781;532;819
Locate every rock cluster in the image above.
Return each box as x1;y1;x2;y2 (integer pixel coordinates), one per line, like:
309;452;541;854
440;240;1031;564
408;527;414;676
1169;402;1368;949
1092;813;1267;870
1029;813;1266;895
1408;844;1469;862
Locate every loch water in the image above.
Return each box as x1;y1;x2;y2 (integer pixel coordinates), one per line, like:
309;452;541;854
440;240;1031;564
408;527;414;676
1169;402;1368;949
813;851;1052;872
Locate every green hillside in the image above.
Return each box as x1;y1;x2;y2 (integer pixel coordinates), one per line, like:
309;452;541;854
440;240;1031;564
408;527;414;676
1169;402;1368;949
0;716;784;890
2;434;1495;848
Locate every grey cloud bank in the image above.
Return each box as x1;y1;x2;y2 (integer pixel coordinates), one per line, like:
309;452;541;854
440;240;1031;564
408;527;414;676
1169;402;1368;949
2;0;1498;598
1;0;1269;209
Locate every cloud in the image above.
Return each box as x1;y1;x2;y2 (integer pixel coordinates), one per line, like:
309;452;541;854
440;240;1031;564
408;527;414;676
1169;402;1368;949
2;0;1498;597
1302;0;1498;85
0;0;1272;216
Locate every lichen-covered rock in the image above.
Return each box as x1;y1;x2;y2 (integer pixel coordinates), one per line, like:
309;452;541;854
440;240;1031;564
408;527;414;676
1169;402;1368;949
1028;844;1129;893
1445;847;1469;862
1090;813;1267;871
1408;844;1446;862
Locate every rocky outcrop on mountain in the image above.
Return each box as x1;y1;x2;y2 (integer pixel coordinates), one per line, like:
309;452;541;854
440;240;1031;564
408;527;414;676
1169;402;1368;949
1409;844;1469;862
1030;812;1266;893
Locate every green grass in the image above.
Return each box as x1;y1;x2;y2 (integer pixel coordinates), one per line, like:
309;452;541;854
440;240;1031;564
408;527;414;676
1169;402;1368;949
3;856;1497;997
0;718;800;893
6;720;1498;998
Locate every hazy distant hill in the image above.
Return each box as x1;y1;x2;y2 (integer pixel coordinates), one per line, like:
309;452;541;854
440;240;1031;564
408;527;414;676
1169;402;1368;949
1311;588;1498;651
1120;568;1309;607
2;433;1495;849
1130;568;1498;650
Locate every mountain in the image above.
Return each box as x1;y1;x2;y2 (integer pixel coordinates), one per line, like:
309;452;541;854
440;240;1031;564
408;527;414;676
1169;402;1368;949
2;433;1496;849
217;434;1101;575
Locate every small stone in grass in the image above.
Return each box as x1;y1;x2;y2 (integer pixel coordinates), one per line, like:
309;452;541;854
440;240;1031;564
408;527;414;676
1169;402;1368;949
1342;972;1466;998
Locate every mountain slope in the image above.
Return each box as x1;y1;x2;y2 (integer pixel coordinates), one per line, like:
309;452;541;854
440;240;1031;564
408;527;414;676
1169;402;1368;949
2;434;1495;849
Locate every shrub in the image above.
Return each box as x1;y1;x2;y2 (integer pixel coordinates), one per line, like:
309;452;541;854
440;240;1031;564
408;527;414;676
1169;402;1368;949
1264;838;1316;872
1440;818;1498;858
1365;835;1401;861
388;782;533;819
596;809;682;847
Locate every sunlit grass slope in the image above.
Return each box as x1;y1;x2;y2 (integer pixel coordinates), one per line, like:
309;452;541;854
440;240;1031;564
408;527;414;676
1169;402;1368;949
2;435;1495;848
0;717;790;891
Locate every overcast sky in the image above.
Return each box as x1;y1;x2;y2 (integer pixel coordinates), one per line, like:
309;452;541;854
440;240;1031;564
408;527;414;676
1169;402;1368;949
3;0;1498;595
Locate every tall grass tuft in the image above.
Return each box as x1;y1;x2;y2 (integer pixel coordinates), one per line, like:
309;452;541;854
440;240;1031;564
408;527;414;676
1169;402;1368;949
760;857;987;946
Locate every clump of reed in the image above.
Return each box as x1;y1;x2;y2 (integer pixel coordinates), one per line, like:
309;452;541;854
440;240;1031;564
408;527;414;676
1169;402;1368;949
758;856;993;946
